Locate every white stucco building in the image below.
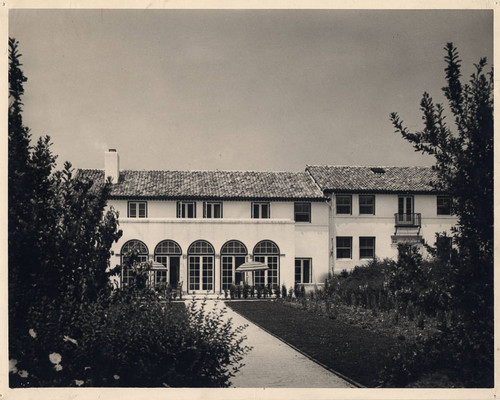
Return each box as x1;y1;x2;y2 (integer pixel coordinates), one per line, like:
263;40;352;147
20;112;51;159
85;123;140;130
77;150;457;294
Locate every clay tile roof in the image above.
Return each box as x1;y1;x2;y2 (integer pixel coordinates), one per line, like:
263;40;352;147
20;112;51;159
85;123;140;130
306;165;440;193
76;169;326;201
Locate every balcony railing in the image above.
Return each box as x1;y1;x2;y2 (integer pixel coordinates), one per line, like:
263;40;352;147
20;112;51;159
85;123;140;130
394;213;421;227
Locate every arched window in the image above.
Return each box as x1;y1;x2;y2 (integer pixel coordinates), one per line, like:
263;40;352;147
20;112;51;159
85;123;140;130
253;240;280;255
253;240;280;288
121;240;148;255
221;240;248;290
188;240;215;255
155;240;182;255
120;240;148;286
188;240;215;292
221;240;248;255
153;240;182;289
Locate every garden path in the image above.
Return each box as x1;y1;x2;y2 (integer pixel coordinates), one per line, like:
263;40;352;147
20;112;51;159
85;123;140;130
191;299;355;388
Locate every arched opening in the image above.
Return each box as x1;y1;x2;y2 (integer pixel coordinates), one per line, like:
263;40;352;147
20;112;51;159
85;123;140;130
253;240;280;288
120;240;149;287
187;240;215;293
220;240;248;290
154;240;182;290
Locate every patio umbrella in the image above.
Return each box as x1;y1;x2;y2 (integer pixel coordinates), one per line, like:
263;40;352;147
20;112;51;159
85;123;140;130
150;261;167;288
151;261;167;270
236;261;269;286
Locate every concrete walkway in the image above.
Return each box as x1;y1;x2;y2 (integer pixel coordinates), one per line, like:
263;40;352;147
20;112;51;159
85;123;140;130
193;299;355;388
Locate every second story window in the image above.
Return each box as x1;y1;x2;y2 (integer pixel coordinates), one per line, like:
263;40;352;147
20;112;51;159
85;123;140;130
252;202;270;219
336;195;352;215
204;201;222;218
359;195;375;215
177;201;196;218
437;196;452;215
294;202;311;222
359;237;376;259
336;236;352;259
128;201;147;218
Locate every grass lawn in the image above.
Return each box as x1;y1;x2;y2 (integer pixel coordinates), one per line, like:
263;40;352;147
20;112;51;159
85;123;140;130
226;300;396;387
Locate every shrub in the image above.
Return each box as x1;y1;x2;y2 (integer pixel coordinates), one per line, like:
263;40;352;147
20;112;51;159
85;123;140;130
281;285;287;299
417;312;425;330
229;285;236;299
11;289;251;387
274;284;281;298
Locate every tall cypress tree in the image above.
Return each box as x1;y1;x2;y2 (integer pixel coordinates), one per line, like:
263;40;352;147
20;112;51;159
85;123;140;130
9;38;122;376
390;43;493;385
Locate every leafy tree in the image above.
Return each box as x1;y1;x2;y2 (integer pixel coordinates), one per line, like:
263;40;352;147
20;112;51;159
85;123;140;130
390;43;493;386
9;37;123;381
9;38;251;388
391;43;493;269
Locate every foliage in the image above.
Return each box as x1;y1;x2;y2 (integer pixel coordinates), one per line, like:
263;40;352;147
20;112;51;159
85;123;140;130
8;37;123;383
274;284;281;298
390;43;493;265
390;43;493;386
11;291;251;387
8;38;251;388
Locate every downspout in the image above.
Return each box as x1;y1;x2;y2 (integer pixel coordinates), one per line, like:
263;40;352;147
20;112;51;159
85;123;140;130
327;193;336;275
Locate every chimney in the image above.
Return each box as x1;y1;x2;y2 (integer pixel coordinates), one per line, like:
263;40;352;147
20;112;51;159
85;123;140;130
104;149;120;183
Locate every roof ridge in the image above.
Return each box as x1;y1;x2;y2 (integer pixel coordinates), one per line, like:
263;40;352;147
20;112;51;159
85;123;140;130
306;164;433;169
120;169;307;174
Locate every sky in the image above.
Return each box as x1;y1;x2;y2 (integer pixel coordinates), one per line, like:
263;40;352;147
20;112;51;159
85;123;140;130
9;9;493;172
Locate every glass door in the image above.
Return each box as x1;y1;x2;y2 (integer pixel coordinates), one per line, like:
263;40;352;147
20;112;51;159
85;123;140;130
188;256;214;292
398;195;414;224
221;256;246;290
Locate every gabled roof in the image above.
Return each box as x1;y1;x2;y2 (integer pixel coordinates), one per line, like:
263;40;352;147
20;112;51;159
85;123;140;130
306;165;441;194
76;169;326;201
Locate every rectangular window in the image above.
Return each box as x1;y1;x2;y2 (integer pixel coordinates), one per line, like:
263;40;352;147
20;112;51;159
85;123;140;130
222;256;234;290
437;196;452;215
359;237;376;259
202;256;213;291
252;202;270;219
295;258;312;284
336;195;352;214
189;257;200;291
204;201;222;218
177;201;196;218
253;256;266;286
294;202;311;222
359;195;375;215
336;237;352;259
128;201;147;218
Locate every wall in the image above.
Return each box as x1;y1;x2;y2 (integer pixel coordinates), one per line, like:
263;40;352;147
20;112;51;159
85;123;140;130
108;199;330;292
330;193;457;273
294;201;329;285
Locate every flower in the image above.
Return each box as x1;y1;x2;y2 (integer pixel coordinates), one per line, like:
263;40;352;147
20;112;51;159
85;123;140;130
9;359;18;374
63;335;78;345
18;370;29;378
74;380;84;386
113;375;120;380
54;364;63;372
49;352;62;365
28;329;37;338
